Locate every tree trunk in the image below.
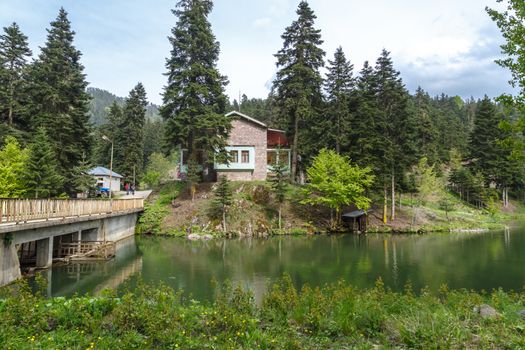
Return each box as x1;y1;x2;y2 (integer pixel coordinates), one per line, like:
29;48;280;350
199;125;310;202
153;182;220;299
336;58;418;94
383;186;388;224
336;111;341;154
8;61;14;126
391;173;396;221
291;115;299;183
278;205;282;230
222;208;227;233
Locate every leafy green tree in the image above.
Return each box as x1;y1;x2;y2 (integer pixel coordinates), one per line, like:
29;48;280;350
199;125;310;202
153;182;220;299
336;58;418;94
161;0;230;180
213;175;232;233
270;152;289;229
0;136;29;197
302;149;374;230
25;127;63;198
28;8;92;195
0;23;32;130
487;0;525;110
143;152;177;189
272;1;325;182
324;47;354;154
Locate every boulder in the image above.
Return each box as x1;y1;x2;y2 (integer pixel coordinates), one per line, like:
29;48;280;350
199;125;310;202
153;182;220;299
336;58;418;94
473;304;500;319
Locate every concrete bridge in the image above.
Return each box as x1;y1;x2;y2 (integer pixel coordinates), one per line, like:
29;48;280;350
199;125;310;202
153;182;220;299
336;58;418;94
0;198;144;287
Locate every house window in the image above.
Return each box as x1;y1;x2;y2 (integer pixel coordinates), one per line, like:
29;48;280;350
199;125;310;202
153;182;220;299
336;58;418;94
241;150;250;163
229;150;239;163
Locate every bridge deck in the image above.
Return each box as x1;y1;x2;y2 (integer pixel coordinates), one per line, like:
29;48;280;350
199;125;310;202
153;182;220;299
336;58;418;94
0;198;144;234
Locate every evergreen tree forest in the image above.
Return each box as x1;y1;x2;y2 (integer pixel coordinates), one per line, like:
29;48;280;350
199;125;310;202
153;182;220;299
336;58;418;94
0;0;523;217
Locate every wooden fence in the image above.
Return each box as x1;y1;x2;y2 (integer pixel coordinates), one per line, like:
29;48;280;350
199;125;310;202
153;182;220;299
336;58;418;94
0;198;144;225
58;241;116;261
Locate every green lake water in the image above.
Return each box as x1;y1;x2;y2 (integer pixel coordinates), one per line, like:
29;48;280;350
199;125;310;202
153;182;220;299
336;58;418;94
43;227;525;300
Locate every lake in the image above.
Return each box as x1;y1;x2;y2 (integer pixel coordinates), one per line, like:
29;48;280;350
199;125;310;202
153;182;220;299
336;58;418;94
41;226;525;300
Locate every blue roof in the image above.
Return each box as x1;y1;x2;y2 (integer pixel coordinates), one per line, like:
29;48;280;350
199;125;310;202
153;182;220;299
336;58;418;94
88;166;123;179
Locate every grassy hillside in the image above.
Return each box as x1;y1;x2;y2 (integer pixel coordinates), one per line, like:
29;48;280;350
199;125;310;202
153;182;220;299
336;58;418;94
137;181;523;237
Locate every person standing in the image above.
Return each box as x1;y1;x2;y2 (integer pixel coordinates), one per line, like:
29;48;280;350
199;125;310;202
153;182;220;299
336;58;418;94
124;182;130;195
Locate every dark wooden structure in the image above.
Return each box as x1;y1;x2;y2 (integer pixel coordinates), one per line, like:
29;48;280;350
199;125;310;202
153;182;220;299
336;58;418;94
342;210;368;233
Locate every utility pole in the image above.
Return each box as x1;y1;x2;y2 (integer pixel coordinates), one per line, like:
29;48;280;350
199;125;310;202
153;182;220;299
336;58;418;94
133;165;136;194
102;135;114;212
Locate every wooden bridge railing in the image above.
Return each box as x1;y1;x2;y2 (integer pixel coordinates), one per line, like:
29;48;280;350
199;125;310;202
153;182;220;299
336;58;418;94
0;198;144;225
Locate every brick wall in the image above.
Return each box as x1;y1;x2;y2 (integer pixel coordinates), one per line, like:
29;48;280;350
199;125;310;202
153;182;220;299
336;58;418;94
218;118;267;181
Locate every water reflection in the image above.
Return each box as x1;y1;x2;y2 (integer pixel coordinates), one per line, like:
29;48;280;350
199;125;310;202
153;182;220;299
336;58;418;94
42;228;525;300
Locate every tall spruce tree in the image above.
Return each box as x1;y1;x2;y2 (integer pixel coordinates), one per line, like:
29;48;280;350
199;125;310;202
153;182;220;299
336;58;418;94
93;102;123;168
28;8;92;194
273;1;325;182
0;23;32;131
467;96;520;206
324;47;354;154
413;87;439;164
349;61;380;168
26;127;63;198
468;97;500;180
161;0;230;180
373;50;418;222
118;83;147;183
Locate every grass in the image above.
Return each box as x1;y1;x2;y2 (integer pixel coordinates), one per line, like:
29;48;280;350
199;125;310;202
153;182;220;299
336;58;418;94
2;276;525;349
139;181;525;237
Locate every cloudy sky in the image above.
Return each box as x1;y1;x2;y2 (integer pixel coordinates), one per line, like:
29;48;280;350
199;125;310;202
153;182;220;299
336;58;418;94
0;0;515;104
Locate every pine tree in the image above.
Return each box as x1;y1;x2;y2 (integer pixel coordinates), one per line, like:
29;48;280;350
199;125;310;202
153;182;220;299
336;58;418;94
0;23;32;131
93;102;123;168
468;96;520;206
161;0;230;180
28;8;92;195
272;1;325;182
468;97;501;182
118;83;147;183
349;61;380;168
270;152;288;230
324;47;354;154
213;175;232;233
413;87;439;164
72;154;95;197
25;127;63;198
373;50;418;222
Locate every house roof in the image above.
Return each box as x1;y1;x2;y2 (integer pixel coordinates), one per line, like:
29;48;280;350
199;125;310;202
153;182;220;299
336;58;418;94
226;111;267;128
88;166;124;179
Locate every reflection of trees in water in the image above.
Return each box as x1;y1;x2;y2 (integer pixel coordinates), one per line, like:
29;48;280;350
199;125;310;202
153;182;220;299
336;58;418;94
49;237;141;297
134;229;525;300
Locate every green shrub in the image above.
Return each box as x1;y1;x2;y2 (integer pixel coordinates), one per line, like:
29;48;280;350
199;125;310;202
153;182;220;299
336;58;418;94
1;277;525;349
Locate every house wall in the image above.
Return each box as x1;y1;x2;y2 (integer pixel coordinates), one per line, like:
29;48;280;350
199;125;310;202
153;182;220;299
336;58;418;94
95;176;121;192
218;118;267;181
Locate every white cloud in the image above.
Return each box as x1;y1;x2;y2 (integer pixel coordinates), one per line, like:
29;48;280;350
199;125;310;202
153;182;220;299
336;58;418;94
253;17;272;29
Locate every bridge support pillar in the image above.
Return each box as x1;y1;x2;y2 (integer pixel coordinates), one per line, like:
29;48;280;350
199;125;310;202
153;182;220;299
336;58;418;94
0;233;21;286
36;237;53;268
73;230;82;253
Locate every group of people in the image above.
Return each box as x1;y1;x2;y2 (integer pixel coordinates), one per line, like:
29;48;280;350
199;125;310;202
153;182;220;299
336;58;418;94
124;183;136;196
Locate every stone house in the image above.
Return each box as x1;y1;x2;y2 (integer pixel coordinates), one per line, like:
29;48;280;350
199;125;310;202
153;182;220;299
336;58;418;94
179;111;291;181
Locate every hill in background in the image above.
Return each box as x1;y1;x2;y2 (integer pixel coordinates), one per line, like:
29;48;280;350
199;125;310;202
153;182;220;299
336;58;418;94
87;87;161;126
